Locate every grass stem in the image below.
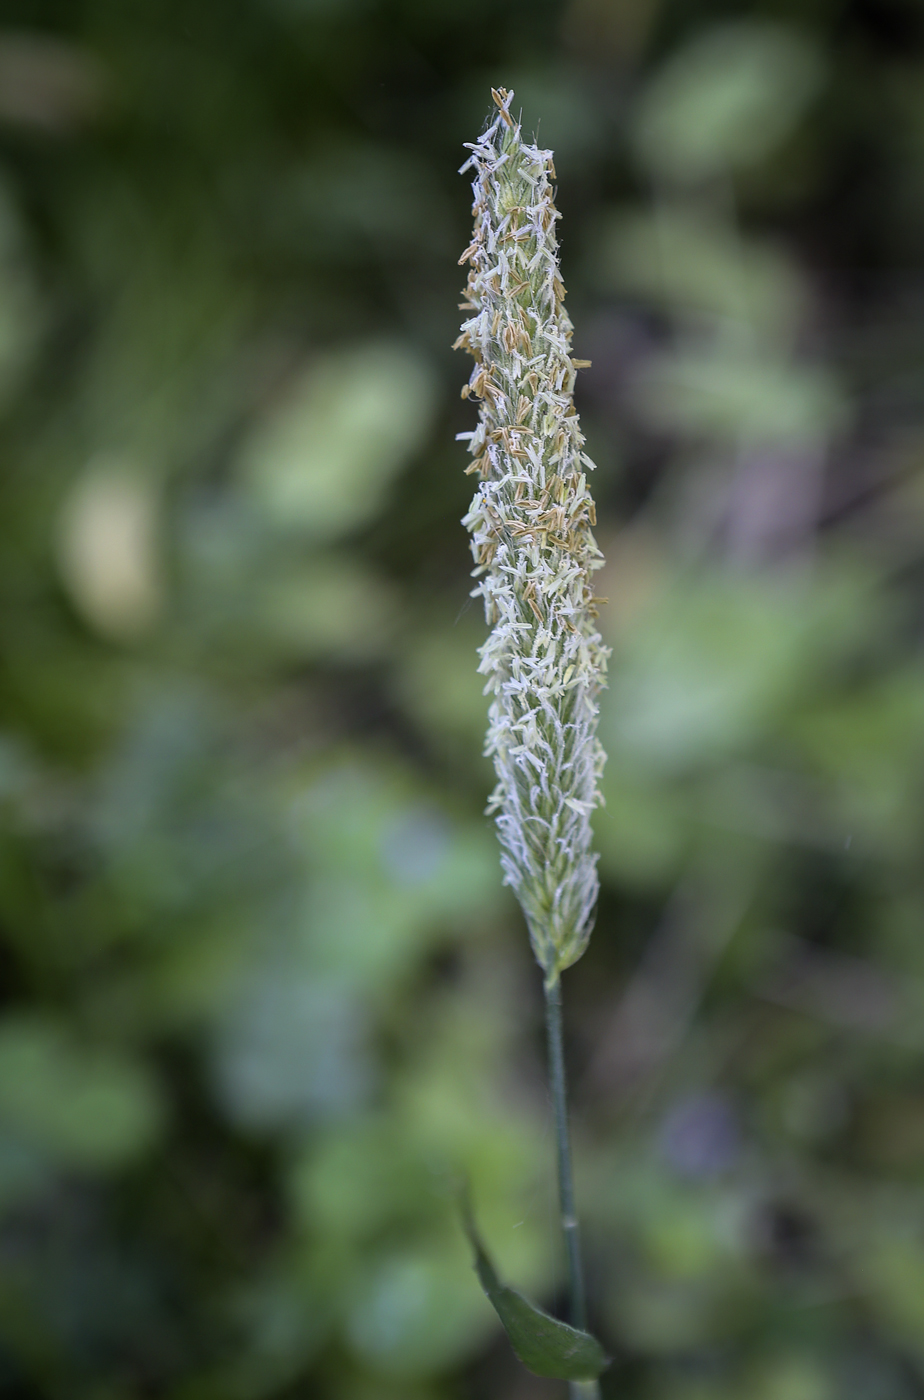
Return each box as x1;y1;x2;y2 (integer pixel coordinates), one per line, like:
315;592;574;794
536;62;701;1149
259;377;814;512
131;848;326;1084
544;975;601;1398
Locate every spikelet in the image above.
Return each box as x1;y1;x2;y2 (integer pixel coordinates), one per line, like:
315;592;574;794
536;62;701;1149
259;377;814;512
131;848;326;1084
455;88;609;984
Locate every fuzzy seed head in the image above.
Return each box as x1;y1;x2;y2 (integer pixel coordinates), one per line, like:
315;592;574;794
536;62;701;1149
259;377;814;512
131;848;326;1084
456;88;609;983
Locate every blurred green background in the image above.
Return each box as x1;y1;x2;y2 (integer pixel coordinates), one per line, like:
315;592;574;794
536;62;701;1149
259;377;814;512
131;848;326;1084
2;0;924;1396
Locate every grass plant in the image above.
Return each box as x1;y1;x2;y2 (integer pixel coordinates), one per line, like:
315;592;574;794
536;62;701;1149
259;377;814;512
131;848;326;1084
456;88;609;1396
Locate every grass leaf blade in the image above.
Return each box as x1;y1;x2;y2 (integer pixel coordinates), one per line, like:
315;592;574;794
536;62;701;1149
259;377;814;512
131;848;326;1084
463;1205;608;1382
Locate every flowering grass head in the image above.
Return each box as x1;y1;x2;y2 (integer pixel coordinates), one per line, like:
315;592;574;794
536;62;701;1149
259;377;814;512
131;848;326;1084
455;88;609;986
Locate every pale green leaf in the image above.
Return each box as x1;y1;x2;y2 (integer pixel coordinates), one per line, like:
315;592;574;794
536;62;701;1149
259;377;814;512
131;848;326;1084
0;1015;164;1169
598;209;805;348
255;552;399;661
633;347;845;448
239;341;438;539
634;22;823;183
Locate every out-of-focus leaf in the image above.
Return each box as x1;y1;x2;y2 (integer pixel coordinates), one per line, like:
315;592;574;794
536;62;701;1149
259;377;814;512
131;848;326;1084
641;1188;732;1278
291;1117;443;1241
211;969;371;1131
274;144;453;257
393;620;493;770
790;672;924;855
291;999;551;1233
610;1275;735;1353
597;209;805;347
346;1240;495;1376
462;1205;609;1381
633;22;824;183
0;1015;164;1169
602;573;847;774
288;973;555;1370
239;341;439;539
286;762;501;986
859;1235;924;1345
56;460;164;640
133;916;258;1029
750;1355;832;1400
255;552;399;661
632;348;845;448
595;770;687;886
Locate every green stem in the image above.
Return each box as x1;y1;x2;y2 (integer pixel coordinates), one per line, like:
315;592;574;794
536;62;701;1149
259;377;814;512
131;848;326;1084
544;974;601;1399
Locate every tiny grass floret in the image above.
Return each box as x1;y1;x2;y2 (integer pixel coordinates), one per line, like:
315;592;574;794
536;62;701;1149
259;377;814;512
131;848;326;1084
455;87;609;985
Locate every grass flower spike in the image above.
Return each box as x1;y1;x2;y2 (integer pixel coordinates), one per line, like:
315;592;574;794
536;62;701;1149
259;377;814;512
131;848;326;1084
456;87;609;987
456;89;610;1394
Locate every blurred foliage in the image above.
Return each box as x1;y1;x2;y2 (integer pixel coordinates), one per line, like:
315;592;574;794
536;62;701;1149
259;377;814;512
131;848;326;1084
2;1;924;1398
